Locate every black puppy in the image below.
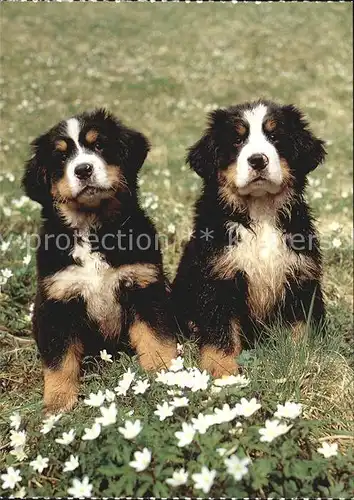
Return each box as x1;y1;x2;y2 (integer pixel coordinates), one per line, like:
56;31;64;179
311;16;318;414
173;100;326;377
23;109;177;412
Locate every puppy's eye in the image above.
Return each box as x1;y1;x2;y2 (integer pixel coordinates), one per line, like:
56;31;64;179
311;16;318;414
54;150;67;161
234;137;244;147
269;133;277;142
94;141;103;153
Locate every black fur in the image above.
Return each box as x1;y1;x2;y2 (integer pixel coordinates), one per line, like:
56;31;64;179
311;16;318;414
22;109;177;399
173;100;326;359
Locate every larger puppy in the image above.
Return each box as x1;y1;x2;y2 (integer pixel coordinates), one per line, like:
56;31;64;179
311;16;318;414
23;109;177;413
173;100;326;377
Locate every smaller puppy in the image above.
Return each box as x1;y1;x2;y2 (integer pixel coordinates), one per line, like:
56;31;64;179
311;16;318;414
23;109;177;413
173;100;326;377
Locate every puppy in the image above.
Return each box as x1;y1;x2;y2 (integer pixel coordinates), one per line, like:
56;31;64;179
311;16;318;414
23;109;177;413
173;100;326;377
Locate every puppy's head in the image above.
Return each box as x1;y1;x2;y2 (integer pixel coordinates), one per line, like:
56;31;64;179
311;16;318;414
23;109;149;209
187;100;326;203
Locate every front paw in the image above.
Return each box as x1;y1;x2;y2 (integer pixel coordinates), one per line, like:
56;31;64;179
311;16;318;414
129;321;177;371
43;368;79;414
200;346;240;377
44;391;78;415
140;342;177;371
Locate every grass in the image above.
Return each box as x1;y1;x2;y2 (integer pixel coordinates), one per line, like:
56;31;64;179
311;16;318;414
0;2;353;494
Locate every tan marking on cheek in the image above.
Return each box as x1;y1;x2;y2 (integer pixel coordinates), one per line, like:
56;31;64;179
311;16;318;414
55;140;67;152
129;321;177;371
51;176;73;201
280;158;293;185
218;166;246;213
106;165;126;190
85;129;98;144
264;119;277;132
222;163;237;187
43;340;83;413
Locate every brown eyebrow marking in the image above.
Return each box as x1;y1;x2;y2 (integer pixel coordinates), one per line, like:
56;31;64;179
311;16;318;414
55;139;67;152
235;122;247;136
85;129;99;144
264;118;277;132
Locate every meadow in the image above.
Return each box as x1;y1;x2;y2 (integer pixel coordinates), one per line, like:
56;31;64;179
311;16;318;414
0;3;353;497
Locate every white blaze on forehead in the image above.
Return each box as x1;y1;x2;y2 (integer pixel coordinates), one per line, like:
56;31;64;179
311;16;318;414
235;103;283;195
243;103;268;132
66;118;82;150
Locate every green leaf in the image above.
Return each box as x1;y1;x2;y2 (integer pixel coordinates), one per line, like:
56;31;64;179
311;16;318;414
251;457;277;490
136;482;151;497
283;479;301;496
153;481;171;498
237;350;257;367
96;465;120;478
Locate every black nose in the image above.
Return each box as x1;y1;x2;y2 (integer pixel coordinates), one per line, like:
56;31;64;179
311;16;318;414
247;153;269;171
74;163;93;180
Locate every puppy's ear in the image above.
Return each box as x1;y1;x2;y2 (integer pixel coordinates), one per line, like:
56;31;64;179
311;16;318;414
282;105;326;174
110;120;150;183
22;134;52;206
186;109;231;180
187;133;218;180
93;109;150;175
123;128;150;173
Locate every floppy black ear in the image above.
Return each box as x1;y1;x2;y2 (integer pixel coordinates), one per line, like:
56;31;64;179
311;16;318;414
186;132;218;180
282;105;326;175
124;128;150;173
22;135;52;206
186;109;231;180
110;120;150;183
90;109;150;176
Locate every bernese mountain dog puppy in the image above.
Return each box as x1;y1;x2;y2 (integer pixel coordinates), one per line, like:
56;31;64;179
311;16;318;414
22;109;177;413
173;100;326;377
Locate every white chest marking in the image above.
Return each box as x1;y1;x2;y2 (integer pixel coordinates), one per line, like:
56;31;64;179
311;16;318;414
234;217;288;315
45;234;122;337
215;208;316;318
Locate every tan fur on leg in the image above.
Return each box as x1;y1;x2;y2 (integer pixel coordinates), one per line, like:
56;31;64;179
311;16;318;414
200;319;242;377
43;341;83;414
129;321;177;371
200;345;240;377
